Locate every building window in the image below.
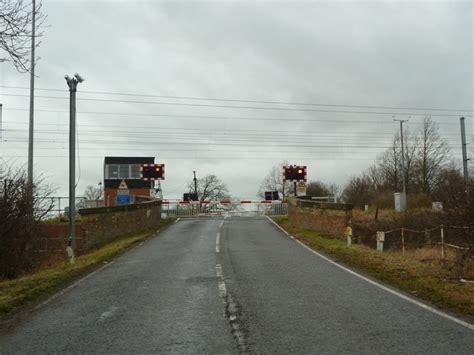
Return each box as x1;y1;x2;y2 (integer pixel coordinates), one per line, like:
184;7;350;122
107;164;119;179
118;164;129;179
130;164;141;179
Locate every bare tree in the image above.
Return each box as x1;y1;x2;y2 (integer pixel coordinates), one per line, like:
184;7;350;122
257;161;292;199
0;163;54;278
83;185;103;200
413;117;450;193
341;173;375;206
432;165;466;208
188;174;230;201
306;181;331;197
0;0;46;72
376;130;417;192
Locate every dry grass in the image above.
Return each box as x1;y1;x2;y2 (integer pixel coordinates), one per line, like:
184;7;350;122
0;219;175;317
273;216;474;318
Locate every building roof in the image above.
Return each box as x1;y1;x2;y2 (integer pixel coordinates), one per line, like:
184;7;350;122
104;156;155;165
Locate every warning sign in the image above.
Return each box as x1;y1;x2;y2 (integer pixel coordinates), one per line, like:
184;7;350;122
296;181;307;197
117;179;129;196
118;179;128;190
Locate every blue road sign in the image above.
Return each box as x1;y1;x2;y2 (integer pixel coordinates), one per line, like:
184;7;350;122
116;195;131;205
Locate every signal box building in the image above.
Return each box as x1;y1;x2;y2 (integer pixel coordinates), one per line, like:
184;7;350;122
103;156;155;206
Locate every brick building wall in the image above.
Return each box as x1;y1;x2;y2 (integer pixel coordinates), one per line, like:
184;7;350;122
288;198;353;239
104;188;151;206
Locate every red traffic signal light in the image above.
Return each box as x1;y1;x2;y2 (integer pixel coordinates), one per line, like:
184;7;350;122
141;164;165;180
283;165;306;181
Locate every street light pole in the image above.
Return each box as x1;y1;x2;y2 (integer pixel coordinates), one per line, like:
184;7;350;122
65;73;84;263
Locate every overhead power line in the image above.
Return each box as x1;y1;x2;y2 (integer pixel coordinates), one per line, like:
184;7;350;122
3;128;464;143
0;155;378;161
0;93;470;117
1;107;465;125
1;120;467;137
1;85;471;112
2;137;464;150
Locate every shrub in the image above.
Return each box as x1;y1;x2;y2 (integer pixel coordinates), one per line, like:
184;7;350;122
0;164;54;279
407;193;432;209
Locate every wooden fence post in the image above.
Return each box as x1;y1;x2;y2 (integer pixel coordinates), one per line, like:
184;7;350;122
376;231;385;252
401;228;405;256
440;224;445;260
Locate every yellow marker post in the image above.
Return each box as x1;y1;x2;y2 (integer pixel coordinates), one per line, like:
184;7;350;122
345;226;353;246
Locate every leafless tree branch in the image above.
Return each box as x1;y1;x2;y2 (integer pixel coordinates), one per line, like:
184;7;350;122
0;0;47;73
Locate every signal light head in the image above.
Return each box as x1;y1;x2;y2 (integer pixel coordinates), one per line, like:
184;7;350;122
141;164;165;180
283;165;307;181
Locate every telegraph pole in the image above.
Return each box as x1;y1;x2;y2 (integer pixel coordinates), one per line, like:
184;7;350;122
460;117;470;199
394;118;408;211
0;104;3;141
193;170;198;196
27;0;36;188
65;73;84;263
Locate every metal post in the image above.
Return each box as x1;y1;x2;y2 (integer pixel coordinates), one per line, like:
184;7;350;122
65;74;83;262
399;120;406;195
394;118;408;211
27;0;36;187
294;181;297;197
69;85;76;250
460;117;470;199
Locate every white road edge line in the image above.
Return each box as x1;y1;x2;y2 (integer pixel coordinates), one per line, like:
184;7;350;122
216;264;227;298
34;260;116;310
175;218;181;223
265;216;474;331
32;228;157;312
216;232;221;253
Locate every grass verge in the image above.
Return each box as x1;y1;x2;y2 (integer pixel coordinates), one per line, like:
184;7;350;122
273;216;474;318
0;219;175;318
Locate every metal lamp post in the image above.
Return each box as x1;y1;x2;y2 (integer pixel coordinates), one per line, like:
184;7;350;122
65;73;84;263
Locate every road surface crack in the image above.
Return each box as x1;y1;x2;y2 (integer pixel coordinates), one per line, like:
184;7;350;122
216;264;249;353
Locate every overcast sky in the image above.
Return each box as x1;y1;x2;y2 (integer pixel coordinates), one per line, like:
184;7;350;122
0;0;473;200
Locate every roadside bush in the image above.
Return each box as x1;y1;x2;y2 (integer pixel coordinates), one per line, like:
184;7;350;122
0;164;54;279
370;191;394;209
353;208;473;252
407;193;432;209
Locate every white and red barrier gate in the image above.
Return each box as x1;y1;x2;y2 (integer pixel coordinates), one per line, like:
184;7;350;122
161;200;288;217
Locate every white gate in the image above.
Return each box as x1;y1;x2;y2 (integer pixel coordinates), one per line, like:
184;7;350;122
161;200;288;218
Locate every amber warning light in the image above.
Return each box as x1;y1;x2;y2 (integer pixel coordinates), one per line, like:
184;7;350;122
140;164;165;180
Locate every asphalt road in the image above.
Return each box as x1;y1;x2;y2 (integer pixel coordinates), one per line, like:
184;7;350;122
1;216;473;354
